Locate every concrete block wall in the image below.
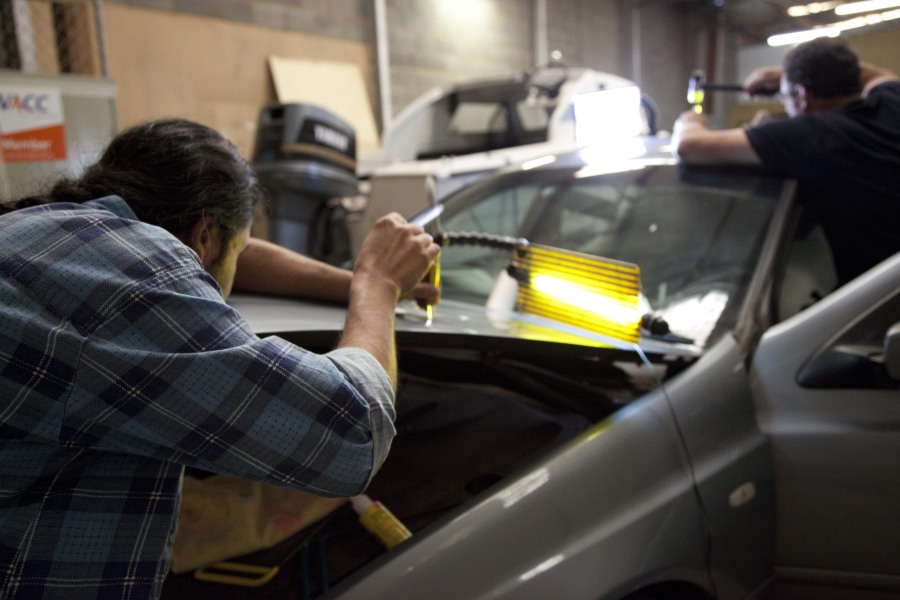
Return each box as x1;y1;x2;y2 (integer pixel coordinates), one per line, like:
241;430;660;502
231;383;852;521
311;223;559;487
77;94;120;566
545;0;624;76
385;0;533;118
104;0;701;132
629;1;700;132
105;0;684;126
109;0;373;42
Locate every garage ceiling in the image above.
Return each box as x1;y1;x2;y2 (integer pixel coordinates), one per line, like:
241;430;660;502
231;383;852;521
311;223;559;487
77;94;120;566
723;0;828;38
671;0;899;44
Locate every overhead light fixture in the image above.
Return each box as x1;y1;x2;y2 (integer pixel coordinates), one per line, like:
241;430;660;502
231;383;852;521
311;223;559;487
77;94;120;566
832;7;900;23
768;7;900;45
787;1;842;17
768;27;841;45
835;0;900;14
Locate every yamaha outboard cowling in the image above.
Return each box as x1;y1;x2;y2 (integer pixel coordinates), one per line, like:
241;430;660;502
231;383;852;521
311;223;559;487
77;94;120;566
252;103;358;265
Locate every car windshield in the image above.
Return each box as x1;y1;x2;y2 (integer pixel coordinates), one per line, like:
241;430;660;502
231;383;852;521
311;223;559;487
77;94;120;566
423;159;787;348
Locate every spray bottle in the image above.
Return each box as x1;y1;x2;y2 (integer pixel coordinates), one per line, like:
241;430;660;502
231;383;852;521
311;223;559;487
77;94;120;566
350;494;412;549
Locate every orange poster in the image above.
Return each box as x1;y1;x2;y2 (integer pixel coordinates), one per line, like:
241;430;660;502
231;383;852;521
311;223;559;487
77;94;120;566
0;87;67;162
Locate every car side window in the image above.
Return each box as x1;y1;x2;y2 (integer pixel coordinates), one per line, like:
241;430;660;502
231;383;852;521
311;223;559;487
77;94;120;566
775;216;838;322
449;102;508;135
797;291;900;389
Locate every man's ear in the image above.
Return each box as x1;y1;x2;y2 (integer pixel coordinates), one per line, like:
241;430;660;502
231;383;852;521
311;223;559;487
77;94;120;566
794;84;811;113
185;215;224;269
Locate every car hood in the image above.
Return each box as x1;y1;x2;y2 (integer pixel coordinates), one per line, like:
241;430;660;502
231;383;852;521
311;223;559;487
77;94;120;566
228;294;703;360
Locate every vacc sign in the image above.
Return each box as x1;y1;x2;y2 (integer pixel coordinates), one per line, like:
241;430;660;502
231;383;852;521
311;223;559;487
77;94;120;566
0;86;67;162
0;92;53;113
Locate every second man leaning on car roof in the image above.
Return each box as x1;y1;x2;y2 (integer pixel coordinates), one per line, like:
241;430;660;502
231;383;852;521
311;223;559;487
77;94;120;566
673;36;900;286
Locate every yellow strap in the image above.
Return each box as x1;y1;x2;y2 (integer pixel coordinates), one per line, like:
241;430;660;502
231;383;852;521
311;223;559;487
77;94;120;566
193;561;281;587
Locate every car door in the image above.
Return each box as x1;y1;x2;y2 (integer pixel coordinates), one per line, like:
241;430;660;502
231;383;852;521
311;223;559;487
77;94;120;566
750;253;900;598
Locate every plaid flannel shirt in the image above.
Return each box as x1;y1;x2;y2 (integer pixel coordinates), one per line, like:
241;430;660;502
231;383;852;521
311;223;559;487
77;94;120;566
0;196;395;599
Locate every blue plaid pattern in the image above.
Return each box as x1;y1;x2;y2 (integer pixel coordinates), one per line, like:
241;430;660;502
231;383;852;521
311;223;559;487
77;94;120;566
0;197;395;599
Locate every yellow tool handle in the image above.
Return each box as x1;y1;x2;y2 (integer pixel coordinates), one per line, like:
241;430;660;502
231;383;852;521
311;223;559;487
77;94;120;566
194;561;280;587
425;257;441;325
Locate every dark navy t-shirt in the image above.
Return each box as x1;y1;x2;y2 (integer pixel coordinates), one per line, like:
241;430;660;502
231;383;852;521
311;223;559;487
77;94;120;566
746;81;900;284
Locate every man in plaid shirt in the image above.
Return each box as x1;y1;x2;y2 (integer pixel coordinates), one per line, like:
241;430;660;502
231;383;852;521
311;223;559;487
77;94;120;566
0;119;440;599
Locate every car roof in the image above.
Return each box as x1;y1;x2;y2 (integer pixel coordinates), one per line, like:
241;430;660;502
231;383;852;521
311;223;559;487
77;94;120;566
410;133;791;218
434;134;674;186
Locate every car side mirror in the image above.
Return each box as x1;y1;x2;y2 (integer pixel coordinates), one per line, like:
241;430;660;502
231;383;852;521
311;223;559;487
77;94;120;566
885;322;900;380
798;321;900;389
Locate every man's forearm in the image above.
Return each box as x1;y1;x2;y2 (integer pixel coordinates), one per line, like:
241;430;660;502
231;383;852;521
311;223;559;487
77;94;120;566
673;111;761;165
234;237;352;302
860;62;899;97
338;274;400;389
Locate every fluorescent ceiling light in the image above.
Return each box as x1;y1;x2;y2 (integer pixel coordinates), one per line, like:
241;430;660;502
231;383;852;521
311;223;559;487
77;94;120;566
787;1;842;17
830;7;900;27
768;27;841;45
835;0;900;14
768;7;900;45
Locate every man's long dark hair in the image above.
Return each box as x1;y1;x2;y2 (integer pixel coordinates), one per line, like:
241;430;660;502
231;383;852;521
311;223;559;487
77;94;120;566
1;118;262;240
783;37;861;99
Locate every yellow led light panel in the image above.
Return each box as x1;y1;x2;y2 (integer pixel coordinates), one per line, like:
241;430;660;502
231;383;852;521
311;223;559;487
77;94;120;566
511;244;642;343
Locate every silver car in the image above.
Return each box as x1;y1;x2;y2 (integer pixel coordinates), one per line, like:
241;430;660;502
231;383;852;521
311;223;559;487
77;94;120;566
181;137;900;600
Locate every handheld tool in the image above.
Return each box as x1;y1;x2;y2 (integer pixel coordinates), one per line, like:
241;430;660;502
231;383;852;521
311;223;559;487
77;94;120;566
424;176;441;327
687;70;746;114
425;261;440;326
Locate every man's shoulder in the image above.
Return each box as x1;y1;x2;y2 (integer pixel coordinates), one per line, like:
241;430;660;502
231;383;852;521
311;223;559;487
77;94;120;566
867;78;900;101
745;113;815;144
3;197;199;283
5;197;142;243
82;194;139;219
